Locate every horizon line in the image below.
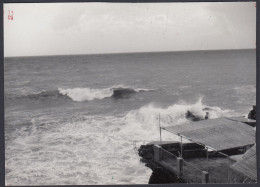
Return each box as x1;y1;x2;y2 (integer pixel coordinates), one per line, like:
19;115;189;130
4;48;256;58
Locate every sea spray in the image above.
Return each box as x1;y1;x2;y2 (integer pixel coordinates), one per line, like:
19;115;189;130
58;86;154;102
8;85;155;102
58;87;113;102
122;98;233;141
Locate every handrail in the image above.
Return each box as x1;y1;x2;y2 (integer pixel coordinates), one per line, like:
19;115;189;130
158;145;179;158
159;145;203;172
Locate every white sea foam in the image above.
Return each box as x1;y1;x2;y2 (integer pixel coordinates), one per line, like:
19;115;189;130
123;97;232;141
4;98;235;185
6;115;151;185
58;86;154;102
58;87;113;102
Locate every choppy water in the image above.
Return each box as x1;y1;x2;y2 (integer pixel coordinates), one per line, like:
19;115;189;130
4;50;256;185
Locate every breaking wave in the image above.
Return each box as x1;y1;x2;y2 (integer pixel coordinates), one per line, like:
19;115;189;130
58;87;112;102
59;86;154;101
13;90;67;100
10;86;154;102
122;97;233;140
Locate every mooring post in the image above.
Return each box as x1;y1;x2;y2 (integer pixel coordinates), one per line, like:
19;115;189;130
153;145;162;162
202;171;209;183
177;157;183;176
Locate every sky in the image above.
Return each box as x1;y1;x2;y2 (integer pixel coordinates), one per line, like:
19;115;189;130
4;2;256;57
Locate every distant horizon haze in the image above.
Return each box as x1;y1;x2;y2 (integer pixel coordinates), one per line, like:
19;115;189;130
4;48;256;58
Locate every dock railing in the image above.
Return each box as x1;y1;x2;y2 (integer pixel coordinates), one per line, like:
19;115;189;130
154;145;210;183
182;159;204;183
154;144;178;173
136;140;254;184
206;151;231;183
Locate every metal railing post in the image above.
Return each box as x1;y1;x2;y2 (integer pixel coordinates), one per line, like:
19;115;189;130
159;113;162;145
153;145;162;162
228;156;230;183
180;136;183;158
206;147;209;172
202;171;209;183
177;157;184;176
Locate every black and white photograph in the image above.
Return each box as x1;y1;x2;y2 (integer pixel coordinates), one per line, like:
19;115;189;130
4;2;257;185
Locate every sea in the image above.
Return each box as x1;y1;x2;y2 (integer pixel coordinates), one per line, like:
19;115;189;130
4;49;256;185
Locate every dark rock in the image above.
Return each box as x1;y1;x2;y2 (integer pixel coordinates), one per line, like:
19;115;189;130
248;105;256;120
149;170;185;184
185;110;204;121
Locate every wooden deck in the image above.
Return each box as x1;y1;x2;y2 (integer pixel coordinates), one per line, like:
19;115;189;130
154;148;232;183
152;142;256;183
139;117;257;183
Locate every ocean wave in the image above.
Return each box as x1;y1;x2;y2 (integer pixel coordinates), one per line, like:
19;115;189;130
122;97;233;140
6;114;150;185
9;86;154;102
58;87;113;102
12;90;67;100
58;86;154;102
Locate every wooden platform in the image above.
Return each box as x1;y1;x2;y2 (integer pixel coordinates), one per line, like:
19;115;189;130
153;145;232;183
152;144;257;183
139;116;257;183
